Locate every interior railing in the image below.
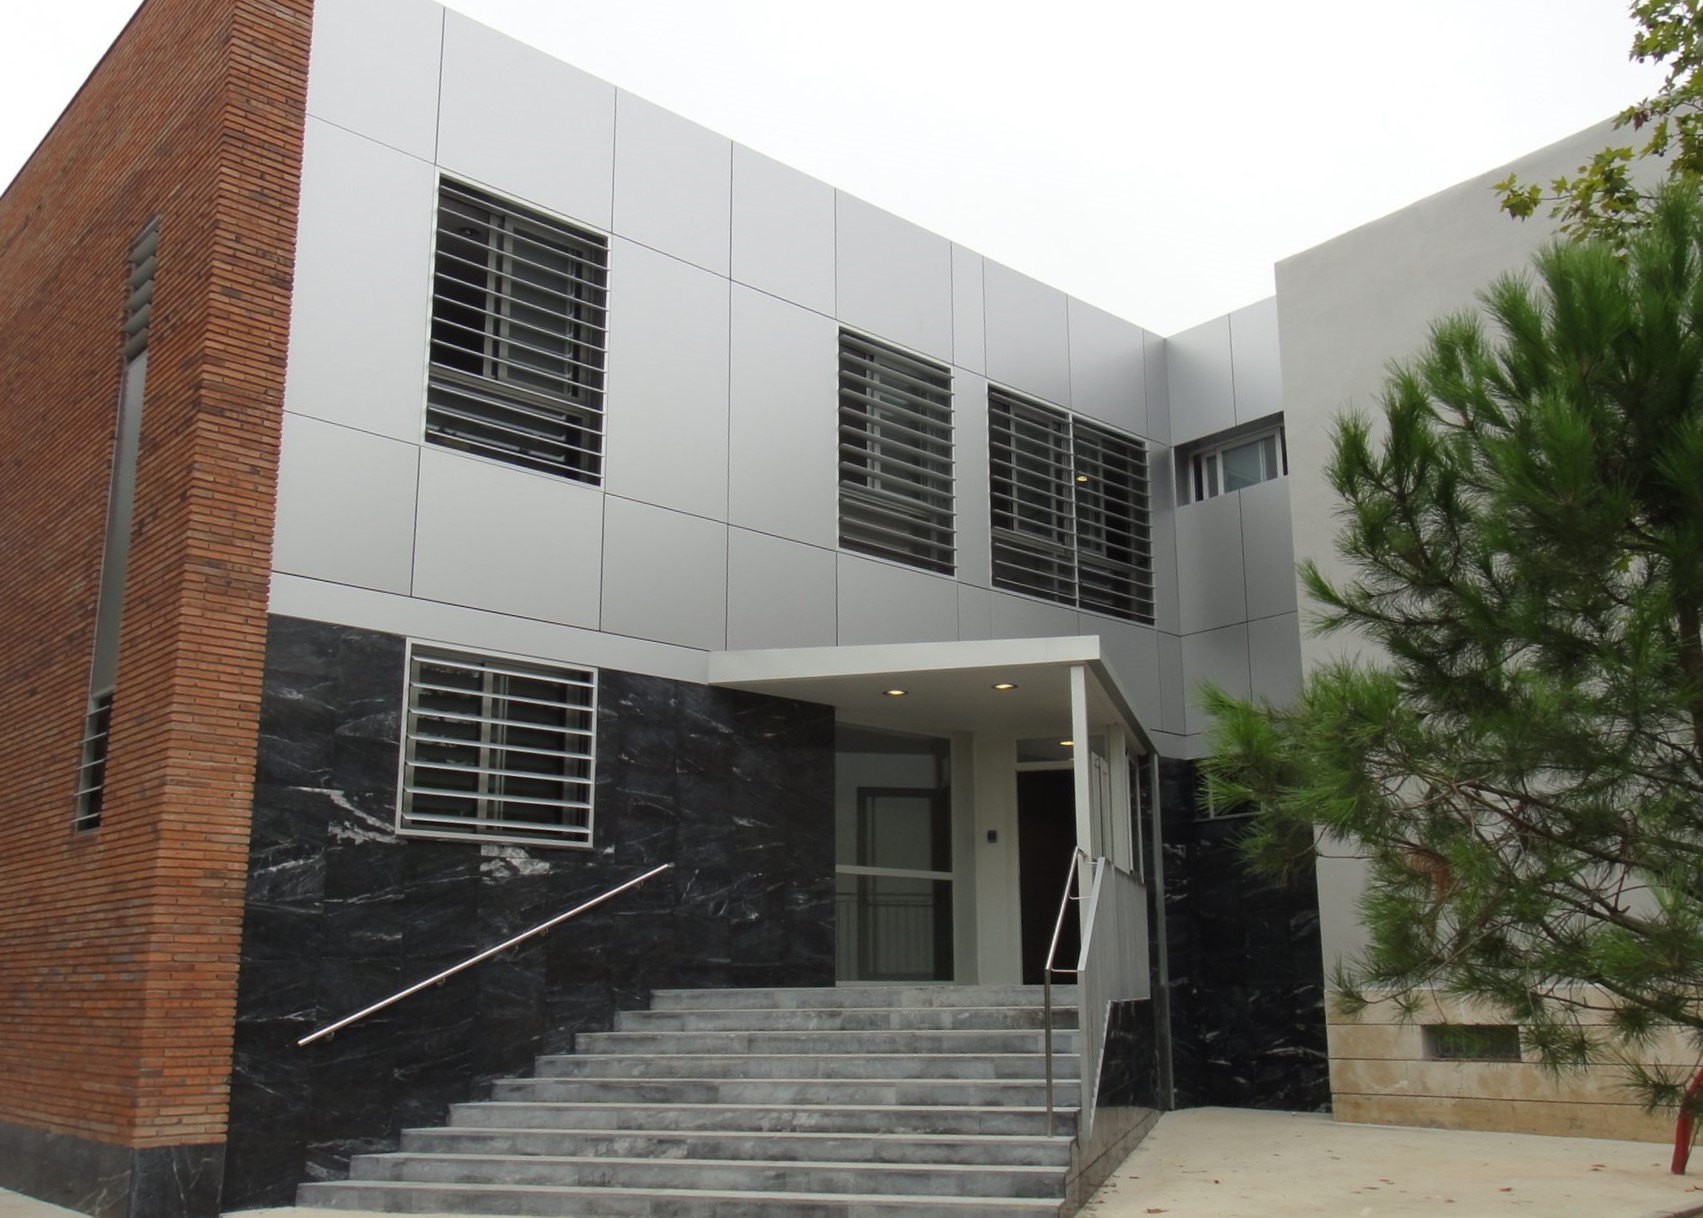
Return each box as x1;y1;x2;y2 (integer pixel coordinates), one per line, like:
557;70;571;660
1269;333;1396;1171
296;861;674;1047
1043;848;1148;1142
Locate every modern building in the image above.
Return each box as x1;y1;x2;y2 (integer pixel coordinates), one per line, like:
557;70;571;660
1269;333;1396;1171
0;1;1660;1217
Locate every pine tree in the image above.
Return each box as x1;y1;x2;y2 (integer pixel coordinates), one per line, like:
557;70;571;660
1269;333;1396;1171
1203;185;1703;1165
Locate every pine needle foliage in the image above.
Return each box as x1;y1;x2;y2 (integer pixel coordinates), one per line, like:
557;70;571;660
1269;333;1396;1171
1201;186;1703;1102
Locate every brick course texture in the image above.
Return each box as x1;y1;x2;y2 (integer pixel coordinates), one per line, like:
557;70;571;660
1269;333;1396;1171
0;0;309;1152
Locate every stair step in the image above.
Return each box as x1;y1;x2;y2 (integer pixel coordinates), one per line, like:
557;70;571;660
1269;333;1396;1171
614;1006;1076;1032
448;1101;1079;1138
298;1180;1064;1217
489;1077;1071;1107
350;1152;1066;1197
310;986;1093;1215
398;1126;1075;1167
649;985;1078;1011
574;1028;1078;1055
535;1051;1075;1081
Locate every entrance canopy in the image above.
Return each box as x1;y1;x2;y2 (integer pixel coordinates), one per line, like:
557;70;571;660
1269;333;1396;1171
708;635;1152;751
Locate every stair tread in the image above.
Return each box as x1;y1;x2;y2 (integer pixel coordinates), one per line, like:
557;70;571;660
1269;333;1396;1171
305;1180;1063;1207
459;1100;1079;1113
407;1126;1070;1144
370;1151;1062;1174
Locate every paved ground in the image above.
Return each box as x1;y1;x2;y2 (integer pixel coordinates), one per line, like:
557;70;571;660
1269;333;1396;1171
1082;1108;1703;1217
3;1107;1702;1217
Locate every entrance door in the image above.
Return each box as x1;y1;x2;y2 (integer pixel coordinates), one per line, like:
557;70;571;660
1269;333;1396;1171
835;726;954;981
1017;768;1079;985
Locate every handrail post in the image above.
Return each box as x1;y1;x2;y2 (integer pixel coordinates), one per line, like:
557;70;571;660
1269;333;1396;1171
1041;846;1091;1140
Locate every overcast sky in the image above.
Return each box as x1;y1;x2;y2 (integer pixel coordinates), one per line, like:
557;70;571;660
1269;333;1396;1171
0;2;1665;335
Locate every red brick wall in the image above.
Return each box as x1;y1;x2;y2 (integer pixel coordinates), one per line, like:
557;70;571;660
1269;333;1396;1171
0;0;309;1148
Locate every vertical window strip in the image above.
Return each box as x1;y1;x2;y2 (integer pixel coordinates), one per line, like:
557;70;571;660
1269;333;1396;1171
837;331;955;574
427;180;609;484
75;218;159;831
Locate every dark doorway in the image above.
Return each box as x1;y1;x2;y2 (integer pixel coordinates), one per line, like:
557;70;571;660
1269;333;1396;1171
1018;769;1079;985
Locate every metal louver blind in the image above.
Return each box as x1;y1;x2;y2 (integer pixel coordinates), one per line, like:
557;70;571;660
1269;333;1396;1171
987;387;1154;625
401;647;597;848
838;331;955;574
123;220;158;361
1073;417;1153;624
427;181;609;484
990;388;1076;603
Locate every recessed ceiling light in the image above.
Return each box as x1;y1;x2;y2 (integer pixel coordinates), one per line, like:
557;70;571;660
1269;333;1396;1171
992;682;1018;691
1059;739;1075;748
1075;473;1090;483
883;688;908;697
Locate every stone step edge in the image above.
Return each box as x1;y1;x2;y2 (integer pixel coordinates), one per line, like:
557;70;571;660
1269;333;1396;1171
497;1076;1076;1097
366;1151;1064;1176
534;1054;1081;1068
407;1126;1074;1146
302;1180;1064;1209
453;1101;1081;1116
648;987;1080;998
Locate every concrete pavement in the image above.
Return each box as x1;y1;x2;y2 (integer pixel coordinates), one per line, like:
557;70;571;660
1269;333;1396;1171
1080;1108;1703;1218
4;1107;1702;1217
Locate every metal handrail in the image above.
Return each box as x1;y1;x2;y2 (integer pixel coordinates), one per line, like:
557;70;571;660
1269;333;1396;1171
296;861;674;1047
1042;846;1103;1136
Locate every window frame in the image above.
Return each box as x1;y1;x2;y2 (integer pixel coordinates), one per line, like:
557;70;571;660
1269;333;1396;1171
397;642;598;850
988;386;1154;625
837;330;956;575
426;179;610;485
1182;421;1287;504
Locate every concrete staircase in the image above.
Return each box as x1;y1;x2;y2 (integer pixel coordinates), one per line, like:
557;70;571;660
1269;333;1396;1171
299;983;1081;1216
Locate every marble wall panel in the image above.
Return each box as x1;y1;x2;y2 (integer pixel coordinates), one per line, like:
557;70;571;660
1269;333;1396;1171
1157;759;1330;1113
223;615;834;1208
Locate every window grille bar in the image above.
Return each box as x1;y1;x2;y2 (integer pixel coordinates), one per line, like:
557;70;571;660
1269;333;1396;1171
428;180;608;485
425;394;600;454
401;645;599;847
405;785;593;813
837;330;955;574
988;387;1153;625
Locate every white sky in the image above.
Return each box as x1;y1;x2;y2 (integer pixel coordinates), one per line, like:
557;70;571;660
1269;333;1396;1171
0;2;1666;335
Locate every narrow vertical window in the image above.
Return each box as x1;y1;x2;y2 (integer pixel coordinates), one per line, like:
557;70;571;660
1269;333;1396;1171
75;219;157;831
837;331;955;574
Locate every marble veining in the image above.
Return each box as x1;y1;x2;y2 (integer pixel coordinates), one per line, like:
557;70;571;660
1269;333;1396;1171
223;616;835;1210
1157;758;1330;1112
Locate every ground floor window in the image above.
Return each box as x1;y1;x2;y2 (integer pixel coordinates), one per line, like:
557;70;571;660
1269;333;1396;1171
399;643;596;848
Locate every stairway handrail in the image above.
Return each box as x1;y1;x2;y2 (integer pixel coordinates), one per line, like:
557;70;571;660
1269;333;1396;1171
1042;846;1104;1136
296;861;674;1047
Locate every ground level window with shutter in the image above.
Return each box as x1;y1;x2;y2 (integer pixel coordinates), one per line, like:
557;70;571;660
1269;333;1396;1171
427;179;609;483
989;387;1153;624
399;645;597;848
837;330;955;574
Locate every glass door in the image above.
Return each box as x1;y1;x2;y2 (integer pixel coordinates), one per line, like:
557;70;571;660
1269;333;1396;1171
835;726;953;981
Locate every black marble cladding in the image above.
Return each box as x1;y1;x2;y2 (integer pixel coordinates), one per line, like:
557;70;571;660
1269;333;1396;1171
0;1121;222;1218
1097;998;1162;1110
222;616;836;1210
1158;758;1330;1112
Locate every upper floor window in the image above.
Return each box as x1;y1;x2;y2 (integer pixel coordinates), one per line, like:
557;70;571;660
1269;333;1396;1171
989;387;1154;624
428;180;609;484
399;644;597;849
1183;422;1286;503
837;330;955;575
